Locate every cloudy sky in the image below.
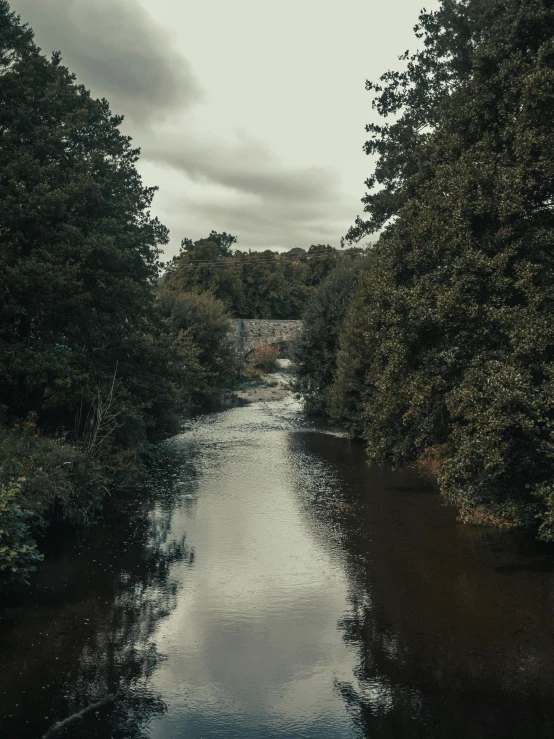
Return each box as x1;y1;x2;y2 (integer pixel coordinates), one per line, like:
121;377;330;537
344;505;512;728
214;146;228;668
10;0;436;258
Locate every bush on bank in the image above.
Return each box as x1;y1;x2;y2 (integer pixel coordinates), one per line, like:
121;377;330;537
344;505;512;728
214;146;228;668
156;289;243;404
249;343;280;373
0;413;110;584
298;0;554;541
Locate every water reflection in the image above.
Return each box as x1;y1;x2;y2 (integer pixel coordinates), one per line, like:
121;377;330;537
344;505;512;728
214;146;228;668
0;442;199;739
145;403;358;738
0;399;553;738
289;430;554;738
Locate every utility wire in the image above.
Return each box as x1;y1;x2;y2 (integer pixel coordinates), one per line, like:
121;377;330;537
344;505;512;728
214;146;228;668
175;254;329;265
172;251;355;269
171;247;344;265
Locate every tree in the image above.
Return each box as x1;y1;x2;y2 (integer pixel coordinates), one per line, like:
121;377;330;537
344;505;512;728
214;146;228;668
156;289;241;402
163;232;244;313
0;1;174;439
332;0;554;537
232;250;307;319
293;258;369;414
163;238;354;319
305;244;339;287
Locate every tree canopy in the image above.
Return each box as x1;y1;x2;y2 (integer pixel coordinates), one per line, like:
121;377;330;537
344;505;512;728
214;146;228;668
164;234;364;319
297;0;554;540
292;257;370;414
0;0;174;435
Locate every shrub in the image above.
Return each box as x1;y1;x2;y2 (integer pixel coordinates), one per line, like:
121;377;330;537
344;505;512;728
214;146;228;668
0;418;108;520
439;360;552;534
0;477;42;585
249;343;280;373
156;289;243;403
0;414;115;585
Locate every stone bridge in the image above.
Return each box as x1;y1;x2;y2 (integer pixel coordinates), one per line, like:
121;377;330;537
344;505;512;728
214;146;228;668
231;319;303;356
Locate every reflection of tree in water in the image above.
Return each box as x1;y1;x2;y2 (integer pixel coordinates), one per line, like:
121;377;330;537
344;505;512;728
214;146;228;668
0;439;199;739
287;430;554;739
335;591;432;738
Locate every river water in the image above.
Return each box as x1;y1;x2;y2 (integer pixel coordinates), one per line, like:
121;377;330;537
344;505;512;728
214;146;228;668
1;393;554;738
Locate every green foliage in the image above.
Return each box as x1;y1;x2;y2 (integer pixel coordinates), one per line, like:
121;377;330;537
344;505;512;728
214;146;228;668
0;2;227;447
164;233;245;311
0;416;105;520
0;477;42;584
0;414;113;584
305;0;554;539
440;360;554;534
164;235;362;319
249;343;280;373
293;258;369;414
156;289;242;403
0;1;177;443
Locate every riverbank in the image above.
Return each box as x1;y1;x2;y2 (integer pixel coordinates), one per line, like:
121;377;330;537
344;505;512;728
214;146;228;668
228;358;295;403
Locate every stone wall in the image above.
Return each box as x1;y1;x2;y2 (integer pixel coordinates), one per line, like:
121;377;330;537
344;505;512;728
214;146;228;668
231;319;303;355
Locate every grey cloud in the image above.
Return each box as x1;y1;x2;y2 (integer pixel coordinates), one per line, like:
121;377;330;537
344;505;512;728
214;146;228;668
159;188;353;252
143;130;351;250
8;0;358;252
192;200;351;248
145;131;340;204
10;0;202;121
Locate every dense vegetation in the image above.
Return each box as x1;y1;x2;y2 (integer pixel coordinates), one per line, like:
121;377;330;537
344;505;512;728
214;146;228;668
295;0;554;540
292;258;370;414
0;2;240;583
5;0;552;583
164;235;364;319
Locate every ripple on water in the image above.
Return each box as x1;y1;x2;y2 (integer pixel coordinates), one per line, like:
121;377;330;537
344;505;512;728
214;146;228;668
1;399;554;738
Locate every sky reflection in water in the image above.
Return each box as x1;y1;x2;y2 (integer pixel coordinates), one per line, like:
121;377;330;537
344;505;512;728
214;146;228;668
1;397;554;738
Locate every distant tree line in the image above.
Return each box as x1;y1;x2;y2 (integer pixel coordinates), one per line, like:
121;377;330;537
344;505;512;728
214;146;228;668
294;0;554;541
163;236;365;319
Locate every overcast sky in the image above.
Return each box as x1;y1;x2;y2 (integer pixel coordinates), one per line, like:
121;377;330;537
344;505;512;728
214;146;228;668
10;0;436;258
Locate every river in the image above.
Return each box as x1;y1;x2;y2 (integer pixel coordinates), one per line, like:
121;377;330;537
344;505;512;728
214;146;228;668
1;391;554;738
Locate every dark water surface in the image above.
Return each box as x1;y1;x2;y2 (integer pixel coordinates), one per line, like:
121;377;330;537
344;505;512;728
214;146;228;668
1;397;554;738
